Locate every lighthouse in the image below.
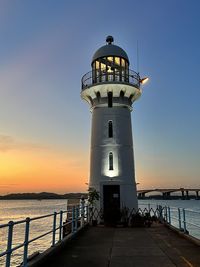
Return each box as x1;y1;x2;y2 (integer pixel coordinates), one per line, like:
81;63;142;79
81;36;143;223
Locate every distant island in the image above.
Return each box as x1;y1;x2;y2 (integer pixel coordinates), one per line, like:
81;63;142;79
1;192;198;200
0;192;88;200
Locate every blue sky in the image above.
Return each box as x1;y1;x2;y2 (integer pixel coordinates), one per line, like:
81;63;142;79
0;0;199;193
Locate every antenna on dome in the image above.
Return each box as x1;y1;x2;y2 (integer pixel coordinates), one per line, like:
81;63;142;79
137;40;140;74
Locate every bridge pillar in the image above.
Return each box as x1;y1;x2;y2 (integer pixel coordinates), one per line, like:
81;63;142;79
142;193;146;198
167;192;171;198
181;190;185;200
186;190;189;199
138;192;146;199
196;191;199;200
162;192;170;199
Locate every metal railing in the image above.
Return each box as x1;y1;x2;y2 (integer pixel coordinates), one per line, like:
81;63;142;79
81;69;140;90
0;200;88;267
1;202;199;266
89;202;200;238
158;205;200;240
138;202;200;240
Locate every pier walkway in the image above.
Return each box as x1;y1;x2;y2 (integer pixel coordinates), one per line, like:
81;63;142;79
35;223;200;267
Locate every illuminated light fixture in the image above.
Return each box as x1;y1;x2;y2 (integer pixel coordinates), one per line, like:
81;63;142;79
140;77;149;84
107;66;113;73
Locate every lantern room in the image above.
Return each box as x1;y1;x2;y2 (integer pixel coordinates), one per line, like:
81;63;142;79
91;36;130;84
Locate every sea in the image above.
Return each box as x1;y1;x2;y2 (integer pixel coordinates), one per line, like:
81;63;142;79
0;199;199;266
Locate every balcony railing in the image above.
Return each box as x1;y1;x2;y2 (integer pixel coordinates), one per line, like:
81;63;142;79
81;69;140;90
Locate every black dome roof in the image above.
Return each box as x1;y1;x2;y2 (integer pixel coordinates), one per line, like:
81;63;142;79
92;36;129;64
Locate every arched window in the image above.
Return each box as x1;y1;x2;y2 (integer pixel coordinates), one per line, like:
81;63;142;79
109;152;113;170
108;121;113;138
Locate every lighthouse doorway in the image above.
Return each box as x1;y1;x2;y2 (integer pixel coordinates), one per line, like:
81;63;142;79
103;185;120;225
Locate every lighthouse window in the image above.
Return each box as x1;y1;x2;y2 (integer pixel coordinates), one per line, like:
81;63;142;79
107;56;113;63
121;58;125;67
108;121;113;138
109;152;113;170
108;92;113;107
101;62;106;71
115;57;120;66
101;62;107;82
95;61;100;69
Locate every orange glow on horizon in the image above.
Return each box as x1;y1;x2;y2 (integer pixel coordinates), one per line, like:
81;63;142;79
1;146;196;195
0;149;89;195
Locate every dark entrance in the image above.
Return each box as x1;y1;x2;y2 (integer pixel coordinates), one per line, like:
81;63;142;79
103;185;120;225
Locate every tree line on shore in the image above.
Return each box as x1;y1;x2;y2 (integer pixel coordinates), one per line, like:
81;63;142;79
0;192;88;200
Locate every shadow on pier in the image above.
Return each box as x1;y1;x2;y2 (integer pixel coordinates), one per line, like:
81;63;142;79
30;223;200;267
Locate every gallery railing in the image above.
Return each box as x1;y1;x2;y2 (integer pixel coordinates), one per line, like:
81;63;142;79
81;69;140;90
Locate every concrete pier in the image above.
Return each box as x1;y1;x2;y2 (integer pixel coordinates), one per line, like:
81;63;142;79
33;224;200;267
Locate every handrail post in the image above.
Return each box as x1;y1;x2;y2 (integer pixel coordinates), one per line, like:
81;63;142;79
71;206;75;233
158;205;163;222
81;198;85;227
75;206;78;232
86;205;89;223
148;203;150;213
52;212;57;246
178;208;182;230
183;208;187;233
163;206;168;222
168;206;171;225
59;211;63;242
6;221;14;267
74;206;78;232
23;217;30;267
77;206;79;228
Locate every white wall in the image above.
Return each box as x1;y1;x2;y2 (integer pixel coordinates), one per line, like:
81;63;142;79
89;105;138;211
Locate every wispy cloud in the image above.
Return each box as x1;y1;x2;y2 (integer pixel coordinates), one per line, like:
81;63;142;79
0;134;47;152
0;184;19;188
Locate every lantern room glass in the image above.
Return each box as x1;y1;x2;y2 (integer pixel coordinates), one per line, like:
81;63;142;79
92;56;129;84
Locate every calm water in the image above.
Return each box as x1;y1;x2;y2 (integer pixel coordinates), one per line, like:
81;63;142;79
0;199;199;266
0;199;69;267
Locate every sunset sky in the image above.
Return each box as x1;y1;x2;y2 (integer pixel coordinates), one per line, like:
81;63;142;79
0;0;200;195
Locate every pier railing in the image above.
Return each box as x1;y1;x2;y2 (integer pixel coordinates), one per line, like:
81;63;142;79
139;203;200;241
162;206;200;240
0;200;88;267
1;202;200;267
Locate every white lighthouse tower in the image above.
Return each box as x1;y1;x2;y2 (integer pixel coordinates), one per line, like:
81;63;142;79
81;36;143;223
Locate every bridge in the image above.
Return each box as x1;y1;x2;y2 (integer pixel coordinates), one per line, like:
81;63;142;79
137;188;200;199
